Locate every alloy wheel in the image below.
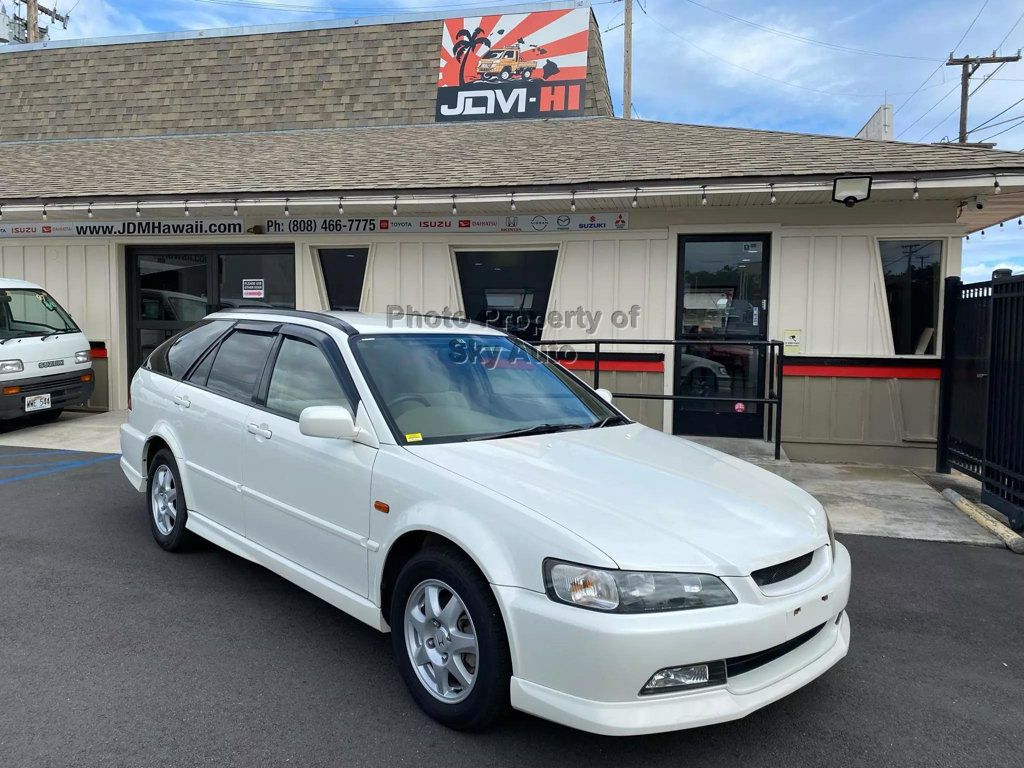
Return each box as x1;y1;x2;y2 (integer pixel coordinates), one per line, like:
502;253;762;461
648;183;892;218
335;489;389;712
404;579;479;703
151;464;177;536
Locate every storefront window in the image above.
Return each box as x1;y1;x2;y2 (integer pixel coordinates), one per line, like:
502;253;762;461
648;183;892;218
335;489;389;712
319;248;369;311
455;250;558;342
878;240;942;355
219;251;296;309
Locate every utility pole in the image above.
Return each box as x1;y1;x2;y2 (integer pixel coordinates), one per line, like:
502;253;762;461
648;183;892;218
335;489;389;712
947;51;1021;143
623;0;632;119
18;0;68;44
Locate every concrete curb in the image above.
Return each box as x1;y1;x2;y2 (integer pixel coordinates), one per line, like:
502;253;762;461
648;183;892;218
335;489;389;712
941;489;1024;554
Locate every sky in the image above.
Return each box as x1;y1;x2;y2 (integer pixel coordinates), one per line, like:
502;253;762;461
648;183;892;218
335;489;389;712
36;0;1024;278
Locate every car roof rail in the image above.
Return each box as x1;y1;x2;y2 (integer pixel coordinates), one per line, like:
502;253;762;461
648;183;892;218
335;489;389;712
212;307;357;335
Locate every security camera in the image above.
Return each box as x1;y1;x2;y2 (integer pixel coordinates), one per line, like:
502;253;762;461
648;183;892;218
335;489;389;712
970;195;987;210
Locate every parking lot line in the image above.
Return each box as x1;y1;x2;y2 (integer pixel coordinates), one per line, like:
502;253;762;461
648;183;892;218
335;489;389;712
0;449;80;459
0;454;119;486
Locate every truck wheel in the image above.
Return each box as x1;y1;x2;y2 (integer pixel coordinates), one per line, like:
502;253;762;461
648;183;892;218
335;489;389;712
391;545;512;731
500;68;511;81
521;69;532;80
147;449;190;552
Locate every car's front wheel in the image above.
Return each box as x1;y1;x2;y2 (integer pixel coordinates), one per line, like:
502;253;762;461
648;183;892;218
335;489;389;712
390;546;512;730
147;449;190;551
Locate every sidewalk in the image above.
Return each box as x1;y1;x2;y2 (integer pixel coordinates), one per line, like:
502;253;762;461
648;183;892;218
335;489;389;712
0;410;124;454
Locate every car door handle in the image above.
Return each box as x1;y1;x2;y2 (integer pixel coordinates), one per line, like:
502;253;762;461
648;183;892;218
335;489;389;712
247;423;273;439
173;395;191;408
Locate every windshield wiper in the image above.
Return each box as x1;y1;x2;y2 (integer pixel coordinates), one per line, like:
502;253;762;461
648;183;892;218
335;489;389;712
41;330;74;341
587;415;630;429
466;423;587;441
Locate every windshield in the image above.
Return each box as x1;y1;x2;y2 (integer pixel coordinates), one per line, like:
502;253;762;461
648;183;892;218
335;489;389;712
0;288;79;340
352;333;622;444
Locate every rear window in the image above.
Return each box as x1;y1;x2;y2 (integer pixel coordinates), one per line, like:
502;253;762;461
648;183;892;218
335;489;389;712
148;320;232;379
205;330;276;401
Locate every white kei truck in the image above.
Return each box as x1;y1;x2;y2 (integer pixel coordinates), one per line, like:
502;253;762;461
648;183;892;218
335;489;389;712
0;278;94;422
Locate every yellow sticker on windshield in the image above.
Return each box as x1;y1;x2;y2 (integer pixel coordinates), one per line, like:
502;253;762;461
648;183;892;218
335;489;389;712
405;433;423;443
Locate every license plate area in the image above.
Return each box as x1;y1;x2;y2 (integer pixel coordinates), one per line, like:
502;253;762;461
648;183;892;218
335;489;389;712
24;394;52;412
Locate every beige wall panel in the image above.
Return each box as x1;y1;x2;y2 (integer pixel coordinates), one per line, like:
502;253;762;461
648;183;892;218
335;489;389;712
830;378;870;442
24;245;45;285
363;241;400;313
423;242;460;313
897;379;939;441
808;236;838;354
865;379;902;443
85;244;113;340
777;236;811;348
1;245;25;277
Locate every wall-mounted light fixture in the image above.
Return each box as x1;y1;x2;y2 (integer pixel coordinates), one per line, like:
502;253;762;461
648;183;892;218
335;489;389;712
832;176;872;208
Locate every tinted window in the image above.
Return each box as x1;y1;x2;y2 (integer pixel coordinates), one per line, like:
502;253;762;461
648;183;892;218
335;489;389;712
455;250;557;342
266;338;352;419
879;240;941;355
205;330;275;401
148;320;232;379
319;248;369;311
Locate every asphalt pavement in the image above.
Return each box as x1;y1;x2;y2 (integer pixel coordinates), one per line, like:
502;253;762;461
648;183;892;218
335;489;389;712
1;445;1022;768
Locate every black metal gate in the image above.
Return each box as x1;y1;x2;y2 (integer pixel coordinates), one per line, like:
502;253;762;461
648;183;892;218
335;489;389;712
937;271;1024;530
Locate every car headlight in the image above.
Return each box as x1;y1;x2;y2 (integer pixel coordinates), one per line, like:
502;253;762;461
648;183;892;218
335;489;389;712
543;559;737;613
0;359;24;374
75;350;91;364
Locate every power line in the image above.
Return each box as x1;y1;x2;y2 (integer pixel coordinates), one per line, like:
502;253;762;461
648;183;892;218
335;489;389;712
898;82;960;139
895;0;990;115
640;8;890;100
969;111;1024;133
677;0;940;62
970;95;1024;133
978;114;1024;142
996;8;1024;51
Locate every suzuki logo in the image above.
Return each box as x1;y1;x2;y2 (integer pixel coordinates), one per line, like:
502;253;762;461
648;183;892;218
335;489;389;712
439;88;528;116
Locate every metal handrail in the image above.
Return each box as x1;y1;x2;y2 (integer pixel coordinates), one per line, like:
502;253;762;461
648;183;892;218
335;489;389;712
533;337;785;460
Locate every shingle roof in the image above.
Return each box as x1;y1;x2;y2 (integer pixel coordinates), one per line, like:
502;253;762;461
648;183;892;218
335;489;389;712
2;117;1023;202
0;10;612;141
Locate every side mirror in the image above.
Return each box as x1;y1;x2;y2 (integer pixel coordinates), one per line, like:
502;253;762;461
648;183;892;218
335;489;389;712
595;387;613;404
299;405;359;440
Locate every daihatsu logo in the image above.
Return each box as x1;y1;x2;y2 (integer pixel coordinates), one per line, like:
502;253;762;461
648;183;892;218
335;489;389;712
38;359;64;369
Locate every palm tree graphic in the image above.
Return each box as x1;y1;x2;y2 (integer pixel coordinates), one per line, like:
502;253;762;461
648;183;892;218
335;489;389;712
452;27;492;86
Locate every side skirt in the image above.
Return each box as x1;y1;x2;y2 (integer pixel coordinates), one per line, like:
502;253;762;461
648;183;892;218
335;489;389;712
185;510;388;632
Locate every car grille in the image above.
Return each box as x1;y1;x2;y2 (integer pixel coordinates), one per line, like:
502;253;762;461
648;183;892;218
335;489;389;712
725;623;826;678
751;551;814;587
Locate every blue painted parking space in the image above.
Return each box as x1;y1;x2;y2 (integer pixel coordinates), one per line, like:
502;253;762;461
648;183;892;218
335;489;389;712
0;447;119;486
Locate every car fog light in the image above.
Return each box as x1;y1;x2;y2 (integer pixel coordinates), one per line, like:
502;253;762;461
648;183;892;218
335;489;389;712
641;661;726;695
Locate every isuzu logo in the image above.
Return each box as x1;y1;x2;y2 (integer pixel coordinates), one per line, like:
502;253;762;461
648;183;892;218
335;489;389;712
38;359;64;369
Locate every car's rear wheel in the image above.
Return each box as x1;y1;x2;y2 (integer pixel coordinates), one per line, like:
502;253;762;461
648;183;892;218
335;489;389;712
390;546;511;730
147;449;189;551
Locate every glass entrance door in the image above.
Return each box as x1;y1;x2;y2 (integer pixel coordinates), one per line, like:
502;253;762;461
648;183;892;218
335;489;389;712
127;245;296;375
673;234;770;438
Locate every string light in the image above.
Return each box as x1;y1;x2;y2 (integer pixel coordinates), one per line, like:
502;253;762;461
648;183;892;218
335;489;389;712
338;197;344;215
87;202;94;218
135;201;141;218
981;230;986;236
632;187;639;208
233;199;239;216
510;192;516;211
392;196;398;216
701;186;708;206
42;203;47;220
994;175;1002;194
0;204;3;219
285;198;290;216
451;195;457;215
912;179;920;200
184;201;190;217
570;191;576;212
769;183;776;204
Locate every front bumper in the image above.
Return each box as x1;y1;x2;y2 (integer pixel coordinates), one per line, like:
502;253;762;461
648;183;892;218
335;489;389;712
497;541;852;736
0;369;94;420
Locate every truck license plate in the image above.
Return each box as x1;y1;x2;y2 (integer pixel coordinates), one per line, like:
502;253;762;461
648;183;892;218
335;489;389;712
24;394;51;412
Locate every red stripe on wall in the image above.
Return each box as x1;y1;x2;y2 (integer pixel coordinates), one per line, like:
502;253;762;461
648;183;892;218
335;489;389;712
783;365;940;379
559;360;664;373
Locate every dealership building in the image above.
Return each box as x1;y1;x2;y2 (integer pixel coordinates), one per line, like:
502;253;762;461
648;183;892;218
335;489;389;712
2;0;1024;465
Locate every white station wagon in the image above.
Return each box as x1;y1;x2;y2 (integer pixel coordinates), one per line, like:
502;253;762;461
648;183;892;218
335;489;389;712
120;309;851;736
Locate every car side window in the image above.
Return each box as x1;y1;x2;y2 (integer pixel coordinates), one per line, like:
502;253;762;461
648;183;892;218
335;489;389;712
205;330;276;402
148;319;232;379
266;337;352;420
